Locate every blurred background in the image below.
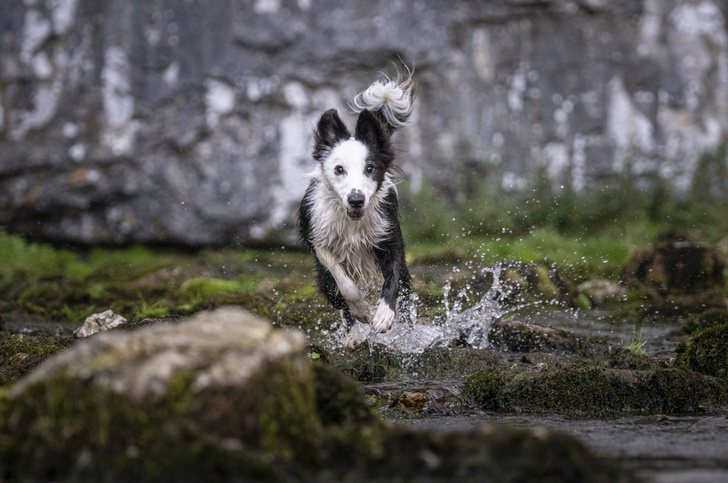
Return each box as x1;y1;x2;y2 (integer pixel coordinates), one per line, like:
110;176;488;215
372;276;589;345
1;0;727;247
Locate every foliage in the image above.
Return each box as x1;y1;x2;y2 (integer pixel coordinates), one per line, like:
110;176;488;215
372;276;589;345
620;328;647;356
399;163;728;251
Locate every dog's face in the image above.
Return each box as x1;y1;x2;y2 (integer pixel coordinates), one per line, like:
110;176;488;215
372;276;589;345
313;109;394;220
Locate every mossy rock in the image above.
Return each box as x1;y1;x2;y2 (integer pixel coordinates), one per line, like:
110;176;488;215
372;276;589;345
0;334;75;386
0;308;322;481
606;347;658;370
464;365;727;416
675;322;728;381
682;308;728;335
0;308;637;482
622;241;726;295
488;319;590;353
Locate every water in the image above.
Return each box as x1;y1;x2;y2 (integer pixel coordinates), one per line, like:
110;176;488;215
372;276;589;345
318;259;727;482
391;413;728;483
328;263;512;353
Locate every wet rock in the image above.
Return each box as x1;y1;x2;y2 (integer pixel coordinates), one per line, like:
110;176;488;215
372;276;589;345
682;308;728;335
2;306;320;481
633;414;669;425
465;365;728;416
528;362;549;373
606;346;658;370
0;306;637;482
0;333;75;386
73;309;128;338
364;381;465;417
488;319;586;353
490;262;577;306
622;241;725;295
578;279;628;306
675;320;728;381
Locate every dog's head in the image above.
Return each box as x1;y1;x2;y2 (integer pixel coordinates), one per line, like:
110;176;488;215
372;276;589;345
313;109;394;220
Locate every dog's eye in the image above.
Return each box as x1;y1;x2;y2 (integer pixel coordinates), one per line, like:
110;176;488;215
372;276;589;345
366;165;375;174
334;166;345;175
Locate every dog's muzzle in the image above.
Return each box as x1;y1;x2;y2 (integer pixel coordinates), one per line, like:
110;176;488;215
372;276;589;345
346;190;365;219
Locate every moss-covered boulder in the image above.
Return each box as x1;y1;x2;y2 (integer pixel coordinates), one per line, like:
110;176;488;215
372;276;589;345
622;241;725;295
1;307;321;481
675;321;728;381
464;365;728;416
1;306;638;481
0;333;75;386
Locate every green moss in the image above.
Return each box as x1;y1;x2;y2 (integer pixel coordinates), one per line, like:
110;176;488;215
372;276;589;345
607;347;657;370
0;355;323;481
0;334;76;386
682;308;728;335
675;322;728;381
180;277;258;298
465;365;727;416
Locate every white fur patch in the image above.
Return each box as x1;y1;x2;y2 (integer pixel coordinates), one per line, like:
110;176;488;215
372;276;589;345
371;298;395;333
321;139;378;212
307;167;395;284
350;71;415;129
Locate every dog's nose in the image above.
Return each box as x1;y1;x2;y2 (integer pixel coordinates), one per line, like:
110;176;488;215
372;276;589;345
348;191;365;209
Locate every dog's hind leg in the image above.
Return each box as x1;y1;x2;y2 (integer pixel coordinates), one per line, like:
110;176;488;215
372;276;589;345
315;248;370;324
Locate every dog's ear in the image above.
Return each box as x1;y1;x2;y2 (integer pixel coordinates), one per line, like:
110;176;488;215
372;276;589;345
313;109;350;161
355;109;392;158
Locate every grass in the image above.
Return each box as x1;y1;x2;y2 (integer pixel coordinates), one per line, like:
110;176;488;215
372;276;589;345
0;159;726;329
620;329;647;356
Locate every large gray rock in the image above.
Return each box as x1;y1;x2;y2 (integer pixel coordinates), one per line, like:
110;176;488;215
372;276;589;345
1;305;638;482
1;0;727;245
11;306;306;400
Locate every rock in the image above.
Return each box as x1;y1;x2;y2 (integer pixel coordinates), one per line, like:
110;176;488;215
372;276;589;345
15;306;307;400
1;1;727;246
622;241;725;295
578;279;627;306
0;306;637;482
488;319;584;353
0;333;75;386
464;365;728;415
675;320;728;381
73;309;128;338
2;306;321;481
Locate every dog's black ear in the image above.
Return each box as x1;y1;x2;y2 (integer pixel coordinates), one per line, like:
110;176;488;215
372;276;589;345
313;109;350;161
355;109;393;159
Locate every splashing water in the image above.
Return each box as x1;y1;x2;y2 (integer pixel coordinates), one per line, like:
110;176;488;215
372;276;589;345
329;263;513;354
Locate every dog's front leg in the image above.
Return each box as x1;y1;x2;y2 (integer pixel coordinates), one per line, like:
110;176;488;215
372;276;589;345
315;248;370;323
372;237;411;333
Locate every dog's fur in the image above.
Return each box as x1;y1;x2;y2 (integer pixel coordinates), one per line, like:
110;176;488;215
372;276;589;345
298;71;414;343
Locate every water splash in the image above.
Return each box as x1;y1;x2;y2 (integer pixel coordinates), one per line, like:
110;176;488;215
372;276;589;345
329;263;513;354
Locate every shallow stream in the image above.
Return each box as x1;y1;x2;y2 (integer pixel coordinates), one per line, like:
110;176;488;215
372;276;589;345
314;262;728;482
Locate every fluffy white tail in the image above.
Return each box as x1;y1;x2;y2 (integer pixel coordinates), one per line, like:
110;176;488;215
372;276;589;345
351;67;415;133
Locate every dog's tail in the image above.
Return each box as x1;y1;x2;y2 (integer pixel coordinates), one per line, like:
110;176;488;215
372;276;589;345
351;66;415;135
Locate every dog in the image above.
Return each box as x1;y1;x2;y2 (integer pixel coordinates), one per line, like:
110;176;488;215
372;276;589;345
297;70;414;347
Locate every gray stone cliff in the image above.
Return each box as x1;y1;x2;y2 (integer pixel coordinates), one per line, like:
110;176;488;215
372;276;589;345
1;0;726;245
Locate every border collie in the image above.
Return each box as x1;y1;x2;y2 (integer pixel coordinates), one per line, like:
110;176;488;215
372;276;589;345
298;70;414;347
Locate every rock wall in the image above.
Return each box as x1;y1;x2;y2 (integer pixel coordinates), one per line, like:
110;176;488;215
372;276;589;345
1;0;727;245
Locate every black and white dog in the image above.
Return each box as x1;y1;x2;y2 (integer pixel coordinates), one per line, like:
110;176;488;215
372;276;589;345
298;71;414;346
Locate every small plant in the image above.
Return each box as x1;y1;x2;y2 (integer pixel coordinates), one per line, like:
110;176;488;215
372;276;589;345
621;328;647;355
134;297;170;320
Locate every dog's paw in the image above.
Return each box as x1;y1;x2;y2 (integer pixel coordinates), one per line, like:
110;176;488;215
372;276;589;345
371;299;395;333
348;299;371;324
343;322;370;349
